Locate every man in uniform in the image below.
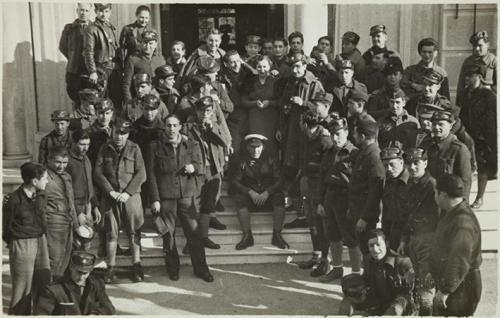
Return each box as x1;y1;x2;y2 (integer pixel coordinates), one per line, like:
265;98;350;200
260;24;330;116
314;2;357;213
231;134;289;250
430;174;482;316
183;96;232;250
326;59;367;118
457;30;497;106
402;38;450;100
405;68;450;117
59;3;94;103
153;65;181;114
147;114;214;282
420;110;472;202
362;25;399;65
348;119;385;257
271;38;291;80
35;251;115;315
317;116;363;282
83;3;118;98
86;98;114;167
336;31;366;76
358;47;392;94
398;148;439;315
39;111;72;165
122;30;166;102
94;119;146;283
377;88;420;150
346;89;376;136
45;146;79;280
71;88;99;131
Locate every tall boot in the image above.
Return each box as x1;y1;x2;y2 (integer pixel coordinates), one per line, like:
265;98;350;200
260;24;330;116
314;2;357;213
236;230;254;250
271;230;289;249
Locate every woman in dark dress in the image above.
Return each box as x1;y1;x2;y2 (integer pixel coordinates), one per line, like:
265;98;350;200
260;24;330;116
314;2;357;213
241;55;280;159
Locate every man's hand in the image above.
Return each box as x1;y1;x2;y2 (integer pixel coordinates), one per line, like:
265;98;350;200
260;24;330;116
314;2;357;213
434;290;449;310
184;164;195;174
258;191;270;205
397;241;406;256
248;190;260;205
202;119;213;130
270;69;279;77
319;53;329;65
151;201;161;215
290;96;303;106
116;192;130;203
256;100;265;109
93;206;102;224
78;213;89;227
316;204;326;217
210;94;220;104
355;218;368;233
89;72;99;84
109;191;120;201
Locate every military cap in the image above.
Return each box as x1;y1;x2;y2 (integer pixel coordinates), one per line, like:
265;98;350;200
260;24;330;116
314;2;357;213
380;146;404;160
388;88;406;100
114;118;132;134
50;110;71;122
244;134;267;146
154;65;177;79
356;119;379;138
328;116;348;132
70;251;96;272
78;88;99;104
311;91;333;104
197;56;220;74
94;3;112;11
404;147;427;162
422;69;444;85
469;30;489;45
431;110;454;123
74;224;95;245
336;59;354;70
342;31;360;45
464;62;487;77
133;73;152;85
370;24;386;36
246;35;262;45
141;30;158;43
436;173;465;198
141;94;161;110
288;52;308;65
382;57;404;76
94;98;114;113
341;273;368;298
195;96;215;110
349;88;369;103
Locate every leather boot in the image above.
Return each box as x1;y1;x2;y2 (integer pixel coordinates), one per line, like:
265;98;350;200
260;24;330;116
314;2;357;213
271;230;290;249
310;257;330;277
203;237;221;249
132;262;144;282
298;253;320;269
235;231;254;250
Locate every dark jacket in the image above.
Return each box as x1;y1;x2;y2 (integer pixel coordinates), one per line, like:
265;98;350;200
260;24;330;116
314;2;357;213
86;122;112;168
2;187;47;244
34;273;115;315
155;86;181;114
326;78;368;118
147;134;204;201
59;19;90;74
122;52;166;101
456;53;497;107
94;140;146;195
178;44;225;92
130;116;165;163
377;110;420;150
118;22;153;61
429;200;482;294
299;125;333;178
405;93;450;118
45;169;78;228
120;90;169;123
401;171;439;243
348;142;385;223
67;149;95;208
402;62;450;100
231;153;282;195
38;130;73;166
357;66;385;94
336;48;366;77
366;86;398;120
83;19;118;73
420;134;472;200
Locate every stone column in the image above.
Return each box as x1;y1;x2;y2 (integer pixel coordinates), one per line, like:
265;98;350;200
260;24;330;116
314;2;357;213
284;4;329;55
2;3;35;168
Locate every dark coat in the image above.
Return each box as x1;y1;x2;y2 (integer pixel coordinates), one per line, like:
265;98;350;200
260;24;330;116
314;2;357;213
401;62;450;100
118;22;153;61
357;66;385;94
366;86;395;120
326;79;368;118
456;53;497;107
34;273;115;315
122;52;166;101
83;19;118;73
299;125;333;177
38;130;73;166
147;134;204;201
405;93;450;118
86;122;112;168
231;153;282;195
59;19;90;74
348;142;385;223
130;116;165;164
429;201;482;294
177;45;226;91
67;149;95;208
377;110;420;150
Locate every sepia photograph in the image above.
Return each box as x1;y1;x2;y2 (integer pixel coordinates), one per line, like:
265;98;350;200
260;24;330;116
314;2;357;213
1;1;498;316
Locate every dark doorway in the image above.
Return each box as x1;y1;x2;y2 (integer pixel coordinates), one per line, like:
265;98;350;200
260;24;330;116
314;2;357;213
160;4;284;56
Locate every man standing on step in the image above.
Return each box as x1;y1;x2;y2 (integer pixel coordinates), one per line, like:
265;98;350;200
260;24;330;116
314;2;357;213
231;134;289;250
39;111;73;166
147;114;214;282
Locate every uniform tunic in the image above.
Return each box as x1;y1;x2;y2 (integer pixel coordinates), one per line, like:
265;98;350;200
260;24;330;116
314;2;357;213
326;78;368;118
86;122;112;168
456;52;497;107
402;62;450;100
122;52;166;101
38;130;72;166
377;110;420;150
366;86;398;120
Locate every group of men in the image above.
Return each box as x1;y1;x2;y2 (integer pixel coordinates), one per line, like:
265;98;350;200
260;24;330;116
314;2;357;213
2;2;496;316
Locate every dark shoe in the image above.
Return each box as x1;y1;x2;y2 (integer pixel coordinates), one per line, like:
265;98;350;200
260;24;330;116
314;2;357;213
271;230;290;249
132;262;144;282
283;218;308;229
168;273;179;281
209;217;227;230
310;258;330;277
182;244;190;255
235;231;254;250
194;271;214;282
215;200;225;212
471;197;484;209
203;237;221;249
104;267;115;284
297;255;319;269
320;267;344;282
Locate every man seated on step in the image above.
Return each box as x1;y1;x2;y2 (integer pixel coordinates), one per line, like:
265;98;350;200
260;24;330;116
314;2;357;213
339;229;417;316
230;134;289;250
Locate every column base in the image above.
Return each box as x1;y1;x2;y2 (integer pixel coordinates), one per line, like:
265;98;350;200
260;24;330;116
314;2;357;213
3;153;32;168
